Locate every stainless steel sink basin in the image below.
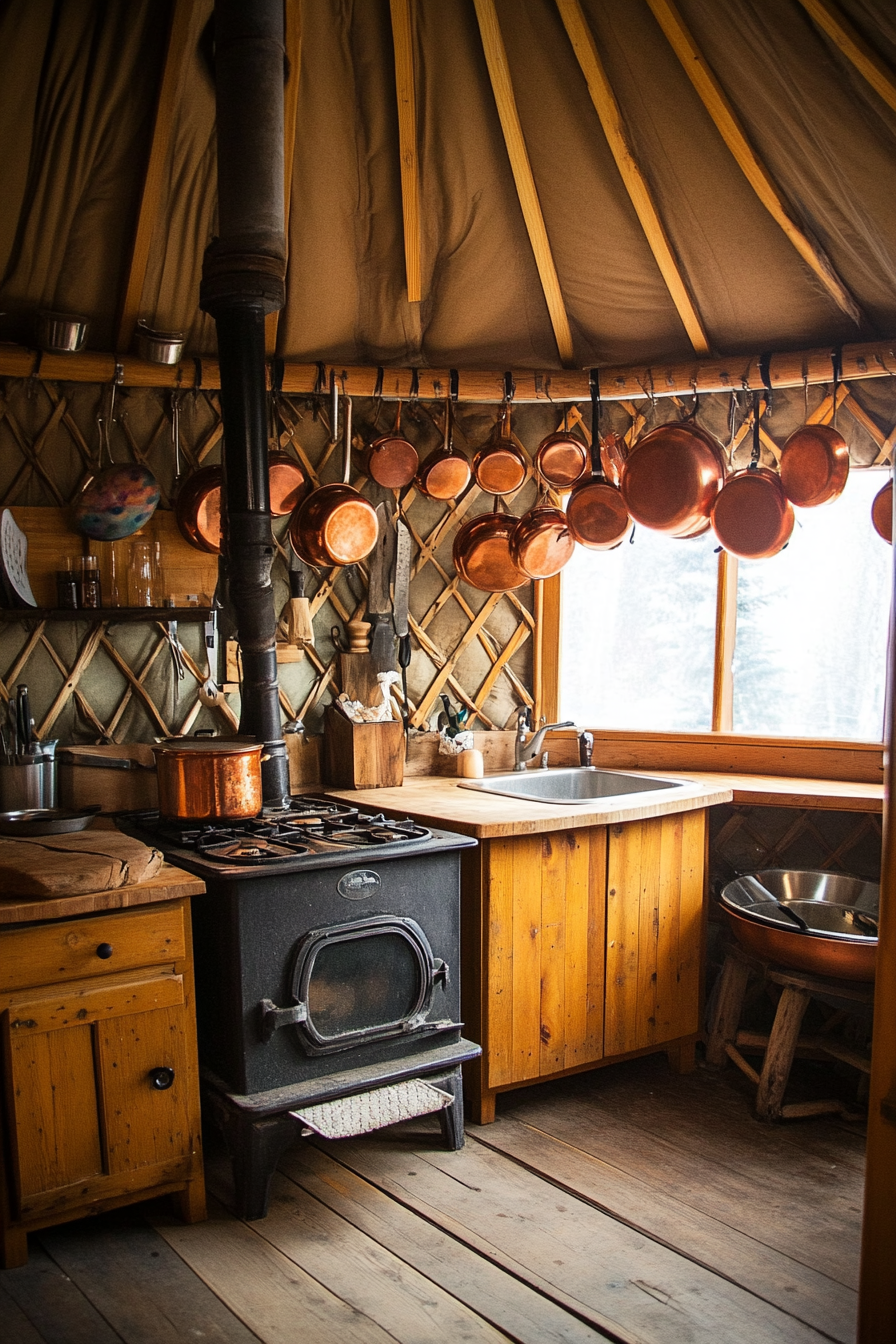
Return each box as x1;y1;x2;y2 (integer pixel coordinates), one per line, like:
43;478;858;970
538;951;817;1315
458;766;684;805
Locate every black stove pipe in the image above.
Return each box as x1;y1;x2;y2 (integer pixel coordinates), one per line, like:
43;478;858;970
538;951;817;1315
200;0;289;804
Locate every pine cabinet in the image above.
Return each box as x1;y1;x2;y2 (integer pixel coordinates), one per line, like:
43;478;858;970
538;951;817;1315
0;897;206;1267
461;809;708;1123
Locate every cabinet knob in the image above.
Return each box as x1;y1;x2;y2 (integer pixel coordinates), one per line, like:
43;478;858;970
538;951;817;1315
149;1067;175;1090
96;942;114;959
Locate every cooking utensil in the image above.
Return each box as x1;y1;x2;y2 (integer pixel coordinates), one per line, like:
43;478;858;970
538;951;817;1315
165;606;186;681
416;400;472;500
368;503;396;672
473;405;527;496
135;320;184;365
74;384;161;542
621;418;726;535
0;805;101;837
284;545;315;646
393;517;412;749
872;478;892;543
175;462;223;553
711;466;794;559
37;311;88;353
289;397;379;567
152;738;264;820
363;403;419;488
16;684;32;752
199;606;223;707
511;495;576;579
565;380;633;550
453;499;528;592
534;413;588;489
268;383;309;516
779;424;850;508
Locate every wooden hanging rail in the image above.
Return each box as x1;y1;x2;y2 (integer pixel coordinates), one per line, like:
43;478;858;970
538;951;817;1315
3;337;894;402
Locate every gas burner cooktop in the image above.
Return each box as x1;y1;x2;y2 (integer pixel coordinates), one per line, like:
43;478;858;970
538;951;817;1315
120;794;436;871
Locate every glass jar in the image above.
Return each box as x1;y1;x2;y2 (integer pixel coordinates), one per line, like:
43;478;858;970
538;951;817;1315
56;560;78;609
79;555;102;608
128;541;154;607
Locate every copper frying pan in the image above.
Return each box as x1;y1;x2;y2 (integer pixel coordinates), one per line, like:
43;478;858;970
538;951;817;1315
779;424;849;508
621;419;726;535
534;412;588;490
872;479;893;543
289;398;379;567
363;403;419;489
565;380;632;550
473;405;527;496
416;400;472;500
711;467;794;559
453;499;527;592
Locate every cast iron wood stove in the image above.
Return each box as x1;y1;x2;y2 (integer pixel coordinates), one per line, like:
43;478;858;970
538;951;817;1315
121;796;479;1218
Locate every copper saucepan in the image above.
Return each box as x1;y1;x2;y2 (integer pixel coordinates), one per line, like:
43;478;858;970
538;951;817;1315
289;398;379;567
176;462;223;554
872;479;893;543
566;438;632;551
473;405;527;496
453;499;527;592
711;467;794;559
621;420;726;535
153;738;264;820
363;402;419;489
416;400;472;500
779;424;850;508
511;494;576;579
534;412;588;490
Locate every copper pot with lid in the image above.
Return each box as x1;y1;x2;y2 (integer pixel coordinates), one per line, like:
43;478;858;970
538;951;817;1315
453;499;528;592
363;402;419;489
534;412;588;489
416;400;472;500
153;738;264;820
621;419;726;535
289;397;379;567
473;405;527;496
511;496;576;579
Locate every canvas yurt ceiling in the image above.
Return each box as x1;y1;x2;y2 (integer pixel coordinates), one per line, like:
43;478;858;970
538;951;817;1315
1;0;896;372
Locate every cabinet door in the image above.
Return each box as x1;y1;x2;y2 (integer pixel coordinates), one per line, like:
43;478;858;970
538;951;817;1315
604;809;706;1057
2;970;193;1220
486;827;606;1090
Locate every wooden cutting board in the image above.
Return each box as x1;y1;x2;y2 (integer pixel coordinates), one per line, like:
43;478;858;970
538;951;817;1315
0;831;163;897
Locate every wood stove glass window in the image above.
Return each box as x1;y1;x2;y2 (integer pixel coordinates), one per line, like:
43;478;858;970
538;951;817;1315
292;918;435;1053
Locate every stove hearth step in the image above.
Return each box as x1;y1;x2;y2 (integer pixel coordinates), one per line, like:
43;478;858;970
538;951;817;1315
290;1078;453;1139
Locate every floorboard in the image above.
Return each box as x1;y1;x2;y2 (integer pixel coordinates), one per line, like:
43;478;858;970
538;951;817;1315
0;1283;49;1344
0;1242;124;1344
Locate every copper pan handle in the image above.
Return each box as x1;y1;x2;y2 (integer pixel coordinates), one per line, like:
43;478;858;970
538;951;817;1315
343;396;353;484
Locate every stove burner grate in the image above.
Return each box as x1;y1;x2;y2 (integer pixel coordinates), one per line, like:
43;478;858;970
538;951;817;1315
201;837;310;864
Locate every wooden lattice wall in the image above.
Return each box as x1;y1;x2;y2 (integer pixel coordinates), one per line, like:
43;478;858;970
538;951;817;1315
0;371;893;748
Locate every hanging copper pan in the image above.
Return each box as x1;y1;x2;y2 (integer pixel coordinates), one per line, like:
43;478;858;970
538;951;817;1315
453;499;527;592
363;402;419;489
872;479;893;543
511;496;576;579
473;405;527;496
289;397;379;567
565;440;632;550
416;400;472;500
268;388;309;516
621;420;726;535
534;413;588;490
779;424;849;508
599;431;628;486
711;467;795;560
176;463;223;554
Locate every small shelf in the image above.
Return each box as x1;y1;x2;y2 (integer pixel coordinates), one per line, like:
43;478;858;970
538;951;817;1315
0;607;213;623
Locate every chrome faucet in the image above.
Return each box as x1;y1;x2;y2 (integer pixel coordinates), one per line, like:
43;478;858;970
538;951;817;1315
514;710;575;771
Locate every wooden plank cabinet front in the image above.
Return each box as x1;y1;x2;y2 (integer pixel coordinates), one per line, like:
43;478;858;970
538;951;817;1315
462;809;708;1123
0;897;206;1267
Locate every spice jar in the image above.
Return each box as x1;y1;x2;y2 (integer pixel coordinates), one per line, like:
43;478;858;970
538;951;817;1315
79;555;102;608
56;559;79;610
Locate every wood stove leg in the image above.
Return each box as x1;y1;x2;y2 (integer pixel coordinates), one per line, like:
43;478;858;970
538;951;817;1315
706;954;751;1069
226;1113;299;1221
434;1067;465;1151
755;985;811;1122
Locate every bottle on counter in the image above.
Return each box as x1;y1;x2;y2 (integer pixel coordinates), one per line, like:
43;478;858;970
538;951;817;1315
56;558;79;610
79;555;102;608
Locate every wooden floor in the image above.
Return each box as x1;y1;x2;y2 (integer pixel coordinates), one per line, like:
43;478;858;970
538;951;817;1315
2;1053;864;1344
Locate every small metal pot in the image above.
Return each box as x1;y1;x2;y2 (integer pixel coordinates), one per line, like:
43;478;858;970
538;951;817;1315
37;311;89;353
135;321;185;366
511;499;576;579
153;739;264;820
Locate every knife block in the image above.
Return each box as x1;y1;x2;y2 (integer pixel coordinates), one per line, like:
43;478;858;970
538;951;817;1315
322;706;404;789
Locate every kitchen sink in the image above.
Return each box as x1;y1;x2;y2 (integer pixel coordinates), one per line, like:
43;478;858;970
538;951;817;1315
458;766;685;805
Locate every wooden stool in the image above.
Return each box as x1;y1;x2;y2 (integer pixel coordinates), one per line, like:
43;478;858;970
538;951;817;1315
706;944;874;1121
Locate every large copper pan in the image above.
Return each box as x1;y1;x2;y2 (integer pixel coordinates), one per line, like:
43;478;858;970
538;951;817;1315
779;424;849;508
621;421;726;535
511;499;576;579
176;463;223;554
289;398;378;567
711;467;794;560
453;500;527;592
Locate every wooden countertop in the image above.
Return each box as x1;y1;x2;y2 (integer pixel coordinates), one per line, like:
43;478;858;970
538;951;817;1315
0;861;206;925
328;769;884;838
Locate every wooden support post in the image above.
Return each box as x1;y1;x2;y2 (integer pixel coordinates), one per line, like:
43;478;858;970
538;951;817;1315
755;985;811;1121
705;953;750;1067
389;0;422;303
712;549;738;732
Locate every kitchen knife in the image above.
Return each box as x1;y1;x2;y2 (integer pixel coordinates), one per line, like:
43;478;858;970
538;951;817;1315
393;518;412;743
367;503;396;672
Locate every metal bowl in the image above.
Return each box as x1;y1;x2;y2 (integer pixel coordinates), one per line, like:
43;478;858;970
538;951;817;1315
37;311;89;353
720;869;878;981
135;322;184;365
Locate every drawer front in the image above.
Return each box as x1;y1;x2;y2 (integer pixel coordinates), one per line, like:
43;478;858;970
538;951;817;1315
0;902;186;993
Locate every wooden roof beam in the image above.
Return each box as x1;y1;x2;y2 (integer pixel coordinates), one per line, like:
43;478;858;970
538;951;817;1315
555;0;711;357
265;0;303;355
390;0;422;303
115;0;196;352
472;0;575;367
795;0;896;115
645;0;863;326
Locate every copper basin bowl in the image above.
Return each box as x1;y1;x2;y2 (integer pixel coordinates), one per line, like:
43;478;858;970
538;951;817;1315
720;869;878;981
621;422;726;534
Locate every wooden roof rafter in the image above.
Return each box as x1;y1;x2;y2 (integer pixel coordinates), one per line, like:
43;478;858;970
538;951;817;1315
266;0;303;355
115;0;197;352
472;0;575;368
645;0;864;326
554;0;711;358
389;0;422;304
795;0;896;116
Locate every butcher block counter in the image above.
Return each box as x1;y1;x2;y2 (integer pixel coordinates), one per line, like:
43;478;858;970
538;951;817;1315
0;849;207;1268
327;769;881;1122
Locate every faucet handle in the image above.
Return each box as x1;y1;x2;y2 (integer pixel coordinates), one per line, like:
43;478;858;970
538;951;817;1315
579;731;594;767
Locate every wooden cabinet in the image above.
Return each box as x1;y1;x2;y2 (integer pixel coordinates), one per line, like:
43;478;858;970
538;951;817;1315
461;809;707;1123
0;897;206;1267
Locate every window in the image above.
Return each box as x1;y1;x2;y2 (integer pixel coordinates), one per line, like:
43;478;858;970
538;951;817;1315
560;470;891;742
